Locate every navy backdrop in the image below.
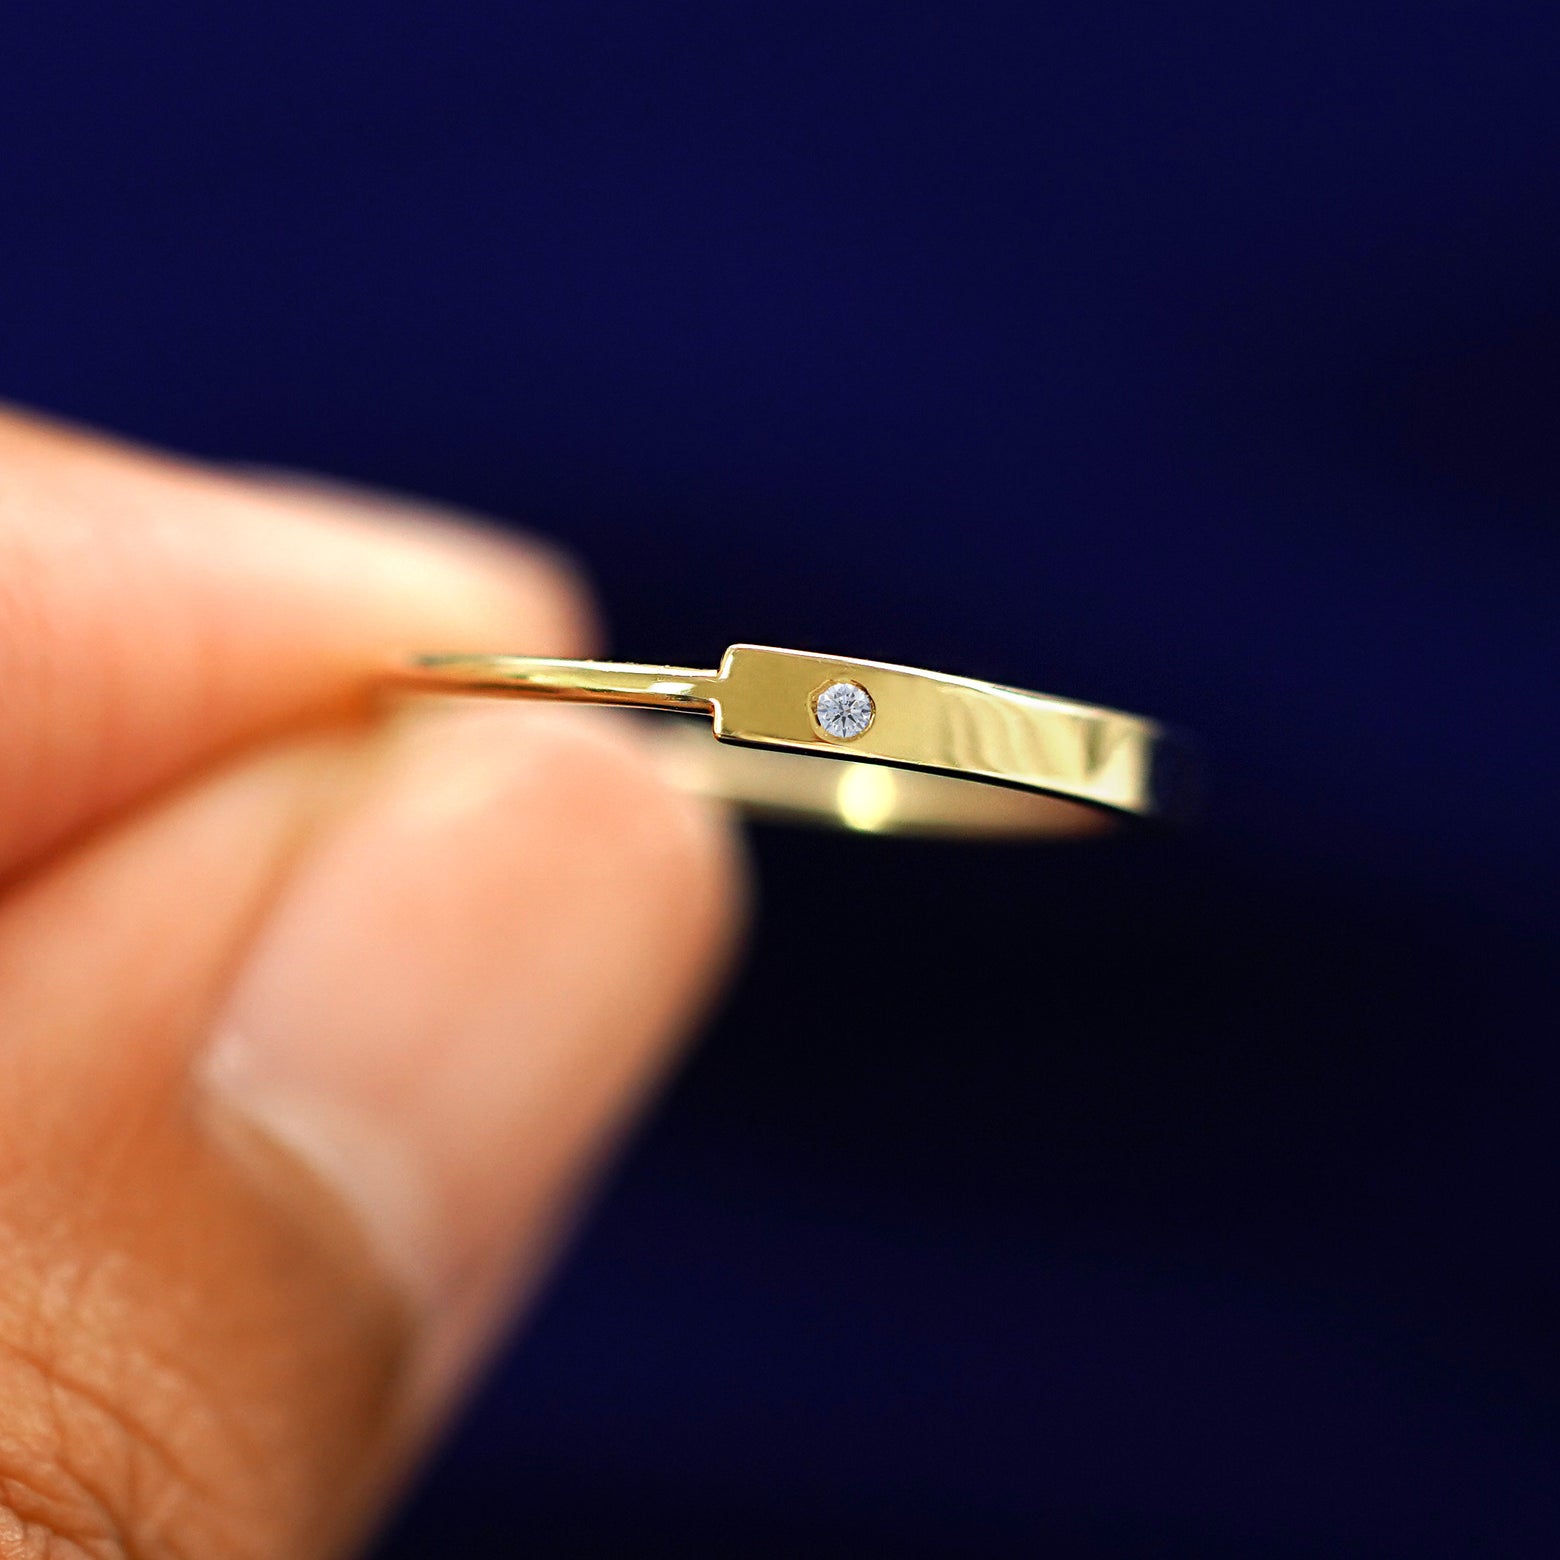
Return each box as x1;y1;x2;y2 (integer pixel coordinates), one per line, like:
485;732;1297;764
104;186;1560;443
3;4;1559;1554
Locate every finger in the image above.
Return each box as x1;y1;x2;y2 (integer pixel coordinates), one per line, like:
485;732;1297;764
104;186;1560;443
0;704;742;1558
0;404;593;877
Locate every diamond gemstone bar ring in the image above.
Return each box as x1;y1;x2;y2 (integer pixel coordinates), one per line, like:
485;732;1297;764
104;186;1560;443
395;644;1192;838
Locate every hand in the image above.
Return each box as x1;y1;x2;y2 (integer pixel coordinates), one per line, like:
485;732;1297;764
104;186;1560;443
0;408;743;1558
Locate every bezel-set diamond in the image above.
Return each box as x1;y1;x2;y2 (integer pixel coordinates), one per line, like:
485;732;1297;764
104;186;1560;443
813;679;875;740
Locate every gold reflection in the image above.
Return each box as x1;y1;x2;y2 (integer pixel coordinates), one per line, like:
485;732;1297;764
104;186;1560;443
835;764;898;833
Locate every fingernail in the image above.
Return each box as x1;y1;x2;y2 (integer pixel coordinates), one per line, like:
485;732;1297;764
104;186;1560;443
206;705;738;1363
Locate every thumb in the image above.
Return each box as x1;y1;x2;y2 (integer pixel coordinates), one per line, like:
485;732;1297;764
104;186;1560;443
0;702;742;1558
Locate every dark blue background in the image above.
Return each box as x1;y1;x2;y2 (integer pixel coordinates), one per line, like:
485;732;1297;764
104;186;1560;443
4;4;1558;1554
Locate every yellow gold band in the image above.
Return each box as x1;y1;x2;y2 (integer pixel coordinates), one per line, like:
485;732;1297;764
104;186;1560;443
396;645;1191;839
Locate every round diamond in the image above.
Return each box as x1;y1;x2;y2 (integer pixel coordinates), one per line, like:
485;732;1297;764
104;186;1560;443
814;680;874;739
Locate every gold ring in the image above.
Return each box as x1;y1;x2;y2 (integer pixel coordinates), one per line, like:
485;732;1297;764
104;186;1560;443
396;644;1192;839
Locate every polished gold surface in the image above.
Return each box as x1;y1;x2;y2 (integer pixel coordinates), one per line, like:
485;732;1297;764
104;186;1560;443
398;645;1188;838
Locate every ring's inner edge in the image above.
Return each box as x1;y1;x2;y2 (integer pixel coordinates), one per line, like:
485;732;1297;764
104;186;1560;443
641;722;1113;839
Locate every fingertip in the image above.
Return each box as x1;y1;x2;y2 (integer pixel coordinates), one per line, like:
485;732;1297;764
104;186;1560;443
236;469;602;661
0;408;604;873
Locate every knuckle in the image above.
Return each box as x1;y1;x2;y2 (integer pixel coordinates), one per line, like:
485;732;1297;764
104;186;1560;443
0;1335;174;1560
0;1461;119;1560
0;1277;271;1560
0;1150;402;1560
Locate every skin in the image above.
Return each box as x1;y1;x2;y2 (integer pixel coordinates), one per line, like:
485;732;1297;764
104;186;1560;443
0;407;745;1558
